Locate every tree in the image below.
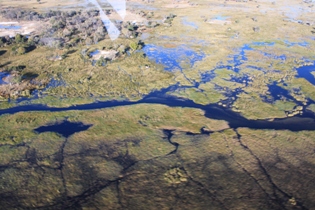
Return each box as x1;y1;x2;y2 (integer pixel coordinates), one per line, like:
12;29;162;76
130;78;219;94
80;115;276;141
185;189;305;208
129;41;139;52
11;46;17;55
15;34;23;43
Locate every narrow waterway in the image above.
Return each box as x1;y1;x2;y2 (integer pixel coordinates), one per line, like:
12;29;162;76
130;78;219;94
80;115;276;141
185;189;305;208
1;85;315;132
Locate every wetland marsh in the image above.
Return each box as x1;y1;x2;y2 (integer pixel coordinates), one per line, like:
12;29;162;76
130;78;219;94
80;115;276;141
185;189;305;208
1;0;315;209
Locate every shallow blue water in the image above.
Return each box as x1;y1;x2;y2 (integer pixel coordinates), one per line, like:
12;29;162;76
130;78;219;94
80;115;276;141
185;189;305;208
199;42;277;87
142;44;205;71
239;42;315;85
240;42;314;86
225;42;312;75
0;25;21;30
213;15;229;21
200;71;216;83
182;17;198;29
204;41;315;106
260;51;287;61
13;78;68;104
283;40;309;47
90;50;100;56
0;72;9;85
246;65;263;71
251;42;275;47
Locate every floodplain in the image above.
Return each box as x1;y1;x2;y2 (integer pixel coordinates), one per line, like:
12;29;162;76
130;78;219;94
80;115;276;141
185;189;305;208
0;0;315;209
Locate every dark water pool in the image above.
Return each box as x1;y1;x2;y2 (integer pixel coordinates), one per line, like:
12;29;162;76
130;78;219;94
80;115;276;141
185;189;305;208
262;82;298;103
296;63;315;85
34;120;92;138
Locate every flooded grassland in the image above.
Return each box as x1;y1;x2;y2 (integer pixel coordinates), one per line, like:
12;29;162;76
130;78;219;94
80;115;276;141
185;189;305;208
1;0;315;209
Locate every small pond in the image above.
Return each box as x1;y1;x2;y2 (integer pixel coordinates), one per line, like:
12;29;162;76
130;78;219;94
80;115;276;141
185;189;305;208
90;50;100;57
34;120;92;138
0;24;22;30
296;63;315;85
212;15;229;21
0;72;9;85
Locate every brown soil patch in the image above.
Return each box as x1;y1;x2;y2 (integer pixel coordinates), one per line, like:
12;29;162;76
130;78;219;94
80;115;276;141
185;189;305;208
164;3;196;9
108;11;146;23
163;43;178;48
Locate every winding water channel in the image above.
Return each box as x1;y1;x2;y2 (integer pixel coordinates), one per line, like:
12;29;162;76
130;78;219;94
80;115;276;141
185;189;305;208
1;43;315;132
1;83;315;132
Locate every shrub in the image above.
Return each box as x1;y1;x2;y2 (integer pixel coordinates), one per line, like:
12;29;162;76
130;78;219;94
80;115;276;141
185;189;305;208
15;34;24;43
17;46;26;55
129;41;139;52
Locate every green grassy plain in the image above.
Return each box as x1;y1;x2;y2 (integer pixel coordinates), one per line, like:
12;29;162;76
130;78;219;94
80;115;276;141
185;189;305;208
1;0;315;208
0;105;314;209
